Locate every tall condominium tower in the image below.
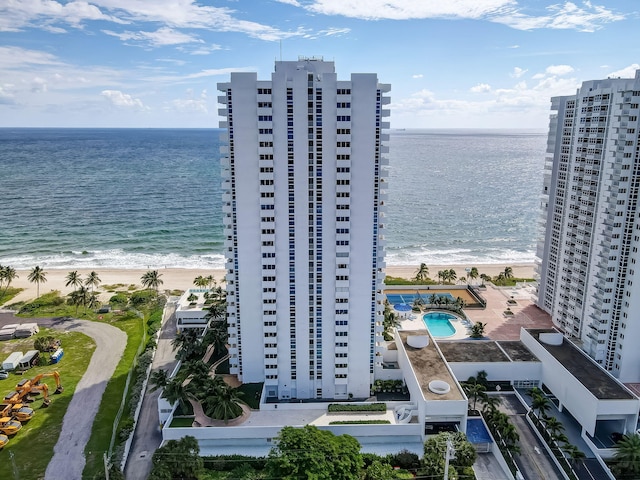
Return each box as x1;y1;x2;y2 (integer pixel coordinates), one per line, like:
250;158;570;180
217;58;390;400
537;70;640;381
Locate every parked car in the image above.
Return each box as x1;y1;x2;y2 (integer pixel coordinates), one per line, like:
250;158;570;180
0;370;8;380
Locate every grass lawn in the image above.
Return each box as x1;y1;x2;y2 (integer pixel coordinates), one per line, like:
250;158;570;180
0;329;95;480
7;289;153;479
170;417;195;428
237;383;263;410
0;287;22;306
82;315;145;479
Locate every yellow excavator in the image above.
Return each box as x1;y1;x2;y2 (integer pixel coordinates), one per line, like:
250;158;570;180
0;417;21;436
5;371;63;408
0;402;34;422
0;433;8;449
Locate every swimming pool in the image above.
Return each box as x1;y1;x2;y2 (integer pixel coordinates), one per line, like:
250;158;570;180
466;418;493;444
387;292;455;304
423;312;457;337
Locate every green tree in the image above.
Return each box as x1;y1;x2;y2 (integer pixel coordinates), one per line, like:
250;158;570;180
65;270;82;289
0;265;18;299
141;270;164;292
414;263;429;282
562;443;586;468
206;274;216;289
148;436;203;480
203;376;244;423
479;273;490;286
365;460;394;480
531;391;552;419
161;377;194;412
68;286;88;315
447;269;457;284
149;369;169;393
85;271;101;293
470;321;487;338
543;416;565;441
437;270;444;284
613;433;640;478
172;329;203;361
193;275;208;288
28;265;47;298
267;425;363;480
504;266;514;279
468;267;479;285
422;432;476;478
462;382;486;412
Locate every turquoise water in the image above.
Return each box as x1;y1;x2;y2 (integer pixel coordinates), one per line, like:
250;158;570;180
0;128;545;269
466;418;492;444
423;312;457;337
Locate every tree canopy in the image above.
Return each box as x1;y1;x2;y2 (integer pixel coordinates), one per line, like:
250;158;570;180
266;425;363;480
148;435;204;480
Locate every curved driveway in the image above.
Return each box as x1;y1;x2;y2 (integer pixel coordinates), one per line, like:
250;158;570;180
44;318;127;480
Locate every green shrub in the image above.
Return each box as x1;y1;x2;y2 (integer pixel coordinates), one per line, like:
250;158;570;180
109;293;129;306
329;420;390;425
328;403;386;412
204;455;268;472
130;289;156;306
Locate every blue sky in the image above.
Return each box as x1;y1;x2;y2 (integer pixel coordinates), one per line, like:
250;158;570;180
0;0;638;128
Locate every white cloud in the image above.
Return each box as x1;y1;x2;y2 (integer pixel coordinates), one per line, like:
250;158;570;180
508;44;520;49
101;89;146;109
412;74;423;79
0;46;65;68
276;0;302;6
510;67;527;78
168;89;208;114
102;27;203;47
490;1;625;32
470;83;491;93
0;84;17;105
305;0;512;20
300;0;625;31
607;64;640;79
545;64;574;76
31;77;48;93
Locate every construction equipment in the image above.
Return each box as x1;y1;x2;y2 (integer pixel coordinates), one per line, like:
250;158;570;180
4;371;63;407
0;417;21;435
0;433;8;449
1;403;34;422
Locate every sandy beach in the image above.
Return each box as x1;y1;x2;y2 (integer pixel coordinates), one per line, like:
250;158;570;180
3;263;535;306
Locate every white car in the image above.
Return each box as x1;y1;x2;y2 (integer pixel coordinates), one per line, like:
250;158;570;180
0;370;8;380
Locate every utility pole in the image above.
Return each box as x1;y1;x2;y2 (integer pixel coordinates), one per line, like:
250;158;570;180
443;437;456;480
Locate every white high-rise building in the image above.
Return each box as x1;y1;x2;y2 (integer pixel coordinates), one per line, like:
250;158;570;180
537;70;640;381
217;57;390;400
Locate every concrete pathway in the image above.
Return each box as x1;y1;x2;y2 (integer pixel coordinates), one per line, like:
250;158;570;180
45;319;127;480
124;302;178;480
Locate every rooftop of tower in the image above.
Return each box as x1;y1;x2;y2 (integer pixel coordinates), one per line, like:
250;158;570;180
527;329;635;400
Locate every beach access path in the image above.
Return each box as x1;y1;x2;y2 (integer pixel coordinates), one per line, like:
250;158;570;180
44;318;127;480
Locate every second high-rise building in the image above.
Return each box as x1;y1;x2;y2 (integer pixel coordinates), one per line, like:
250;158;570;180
217;57;390;400
537;69;640;381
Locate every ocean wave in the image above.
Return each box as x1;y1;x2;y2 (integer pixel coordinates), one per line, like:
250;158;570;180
385;247;536;266
1;249;227;270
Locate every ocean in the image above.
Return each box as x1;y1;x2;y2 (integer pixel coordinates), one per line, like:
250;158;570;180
0;128;546;270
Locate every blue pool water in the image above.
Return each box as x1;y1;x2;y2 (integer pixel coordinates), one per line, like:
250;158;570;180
387;292;455;304
423;312;457;337
466;418;493;444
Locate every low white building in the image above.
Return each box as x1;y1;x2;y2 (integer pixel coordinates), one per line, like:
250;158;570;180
174;289;212;332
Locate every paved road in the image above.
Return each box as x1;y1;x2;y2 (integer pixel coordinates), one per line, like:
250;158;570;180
498;394;564;480
124;302;178;480
44;318;127;480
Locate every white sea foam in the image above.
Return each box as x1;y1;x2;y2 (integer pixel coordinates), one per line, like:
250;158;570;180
3;250;227;270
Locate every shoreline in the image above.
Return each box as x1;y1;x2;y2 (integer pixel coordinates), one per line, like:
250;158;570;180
4;263;535;306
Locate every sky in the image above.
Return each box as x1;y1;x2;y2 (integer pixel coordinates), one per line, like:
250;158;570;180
0;0;639;129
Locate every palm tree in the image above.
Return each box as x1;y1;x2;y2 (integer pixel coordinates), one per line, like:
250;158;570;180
531;392;552;419
149;369;169;393
447;269;457;284
543;416;565;440
0;265;18;299
462;382;487;412
481;394;501;414
162;377;194;412
503;266;514;279
87;293;100;311
613;433;640;478
27;265;47;298
68;287;88;315
437;270;444;284
141;270;164;292
479;273;490;286
414;263;429;282
562;444;586;468
193;275;208;288
65;270;82;290
468;267;479;285
459;276;466;284
205;275;216;289
203;377;244;423
84;271;101;293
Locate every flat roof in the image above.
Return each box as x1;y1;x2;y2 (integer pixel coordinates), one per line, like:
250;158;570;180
437;341;510;363
398;330;463;401
527;329;635;400
497;341;539;362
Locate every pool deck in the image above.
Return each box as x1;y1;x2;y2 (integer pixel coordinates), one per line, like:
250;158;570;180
398;283;554;341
